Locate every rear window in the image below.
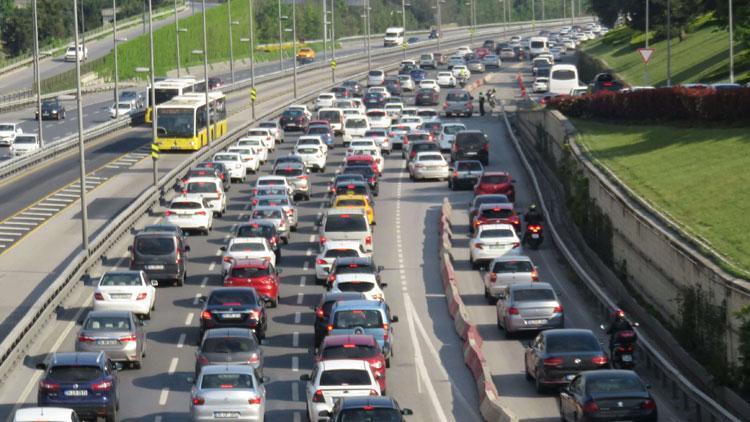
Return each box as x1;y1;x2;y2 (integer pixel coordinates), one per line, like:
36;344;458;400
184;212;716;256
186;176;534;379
456;133;486;146
256;198;287;207
552;69;576;80
201;373;254;389
297;147;319;154
202;337;257;353
513;288;556;302
346;119;367;129
457;161;482;171
208;290;257;306
480;228;515;238
333;309;382;328
214;154;237;161
319;369;371;386
417;154;443;161
187;182;218;194
325;249;360;258
135;236;174;255
492;260;533;273
170;201;201;210
236;225;274;238
325;214;368;232
343;167;375;178
334;262;375;275
367;111;386;117
318;111;341;123
336;185;367;196
100;273;141;286
229;242;266;252
369;70;383;77
480;208;513;219
322;344;379;360
414;143;438;151
443;125;465;134
47;366;103;382
246;130;268;137
546;333;600;353
275;168;304;177
446;92;470;102
338;408;403;421
259;179;284;186
298;138;320;145
481;174;509;184
417;88;434;95
337;281;375;293
308;127;328;134
230;266;271;278
336;199;366;207
251;209;282;219
586;376;644;394
85;316;131;331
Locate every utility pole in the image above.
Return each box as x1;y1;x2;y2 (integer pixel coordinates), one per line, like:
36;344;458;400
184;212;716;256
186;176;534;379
292;0;298;98
228;0;236;85
201;0;211;148
31;0;43;146
148;0;158;187
436;0;442;51
72;0;89;252
247;0;257;118
323;0;328;60
174;0;181;77
112;0;119;117
401;0;407;60
644;0;650;85
666;0;671;86
729;0;735;83
278;0;284;72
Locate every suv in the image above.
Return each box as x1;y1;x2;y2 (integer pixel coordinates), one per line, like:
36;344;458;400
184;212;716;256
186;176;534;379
319;209;373;252
36;352;119;422
452;130;489;165
273;163;311;201
321;396;413;421
37;97;66;120
129;231;190;286
327;300;399;367
312;292;366;347
443;89;474;117
419;53;436;69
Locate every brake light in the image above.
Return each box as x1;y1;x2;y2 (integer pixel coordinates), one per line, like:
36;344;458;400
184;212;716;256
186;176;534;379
196;211;207;216
343;343;356;348
369;389;379;396
223;256;234;263
39;380;59;391
319;236;327;246
365;235;372;246
507;307;519;315
78;335;96;343
248;396;263;405
383;323;389;340
192;396;205;406
92;380;113;391
543;357;563;366
327;324;334;332
164;210;172;216
483;143;489;151
602;81;613;87
531;268;539;281
119;335;137;343
248;353;260;364
312;389;325;403
201;310;212;320
582;400;600;413
136;292;148;300
94;292;104;301
473;243;484;249
512;242;521;248
529;225;541;233
196;355;209;365
176;250;182;265
315;307;325;318
553;305;563;313
641;398;657;410
316;259;327;265
591;355;608;366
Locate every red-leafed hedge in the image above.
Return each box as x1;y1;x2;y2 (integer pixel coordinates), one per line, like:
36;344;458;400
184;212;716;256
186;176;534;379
547;87;750;123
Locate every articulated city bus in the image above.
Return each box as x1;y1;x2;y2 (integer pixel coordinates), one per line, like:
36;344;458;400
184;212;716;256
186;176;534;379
145;77;205;123
154;92;227;151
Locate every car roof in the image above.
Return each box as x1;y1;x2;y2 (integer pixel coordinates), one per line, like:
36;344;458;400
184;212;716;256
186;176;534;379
322;334;378;347
333;257;374;266
491;254;533;263
338;396;399;409
14;407;77;420
335;273;377;282
508;282;553;291
203;327;257;339
318;359;370;371
332;299;385;311
48;351;105;367
543;328;595;338
323;240;364;250
326;208;366;216
185;176;221;183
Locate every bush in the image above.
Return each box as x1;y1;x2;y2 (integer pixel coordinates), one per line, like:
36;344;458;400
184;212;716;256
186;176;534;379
548;87;750;124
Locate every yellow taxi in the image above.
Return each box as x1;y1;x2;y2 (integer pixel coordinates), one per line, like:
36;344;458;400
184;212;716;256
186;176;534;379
296;47;316;63
332;194;375;225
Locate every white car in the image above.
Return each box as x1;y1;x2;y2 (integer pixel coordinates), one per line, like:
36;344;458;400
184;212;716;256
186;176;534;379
221;237;276;275
212;152;246;182
0;122;21;146
295;144;327;172
288;104;313;119
563;38;577;50
440;123;466;152
226;146;261;173
245;128;276;151
397;116;422;131
367;69;386;86
165;195;214;234
456;45;472;56
451;65;471;79
400;107;418;117
384;103;404;121
398;74;415;91
348;138;379;152
183;176;227;217
236;137;269;163
363;129;391;153
296;135;329;154
254;175;294;197
64;43;88;62
330;273;386;301
367;86;391;98
93;270;156;318
109;102;134;118
436;72;457;87
419;79;441;93
409;151;449;181
302;360;381;422
258;120;284;143
342;116;370;146
469;223;523;269
9;134;41;156
533;77;549;93
316;92;337;110
314;240;369;282
366;109;390;129
13;407;80;422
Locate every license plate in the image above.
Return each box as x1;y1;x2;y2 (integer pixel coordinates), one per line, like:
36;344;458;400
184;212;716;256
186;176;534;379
111;293;131;299
146;265;164;270
64;389;88;396
621;354;633;362
214;412;240;418
527;319;547;325
223;313;241;319
466;152;477;156
531;233;540;239
97;339;119;346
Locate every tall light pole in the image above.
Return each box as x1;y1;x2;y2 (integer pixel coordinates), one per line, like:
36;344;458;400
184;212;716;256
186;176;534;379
228;0;239;85
242;0;257;118
501;0;506;37
278;0;284;72
148;0;158;187
175;0;188;77
532;0;536;30
729;0;735;83
666;0;671;86
112;1;127;118
201;0;211;145
292;0;298;98
72;0;89;252
330;0;336;59
542;0;545;21
323;0;328;60
644;0;650;85
435;0;443;51
31;0;43;147
401;0;408;60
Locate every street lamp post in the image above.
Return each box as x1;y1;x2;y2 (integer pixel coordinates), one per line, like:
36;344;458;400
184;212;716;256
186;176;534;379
666;0;671;86
292;0;298;98
323;0;328;60
31;0;43;146
242;0;257;118
72;0;89;252
201;0;211;145
112;1;128;118
729;0;735;83
532;0;536;30
330;0;336;59
228;0;239;85
278;0;284;72
148;0;158;187
174;0;181;77
401;0;407;60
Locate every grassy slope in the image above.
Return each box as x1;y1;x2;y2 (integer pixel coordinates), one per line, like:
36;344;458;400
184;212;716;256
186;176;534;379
583;15;750;86
573;119;750;276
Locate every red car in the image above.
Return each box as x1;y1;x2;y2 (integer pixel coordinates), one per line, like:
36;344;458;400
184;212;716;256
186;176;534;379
473;171;515;201
315;334;387;393
346;155;379;175
223;258;281;307
474;47;490;58
472;203;521;233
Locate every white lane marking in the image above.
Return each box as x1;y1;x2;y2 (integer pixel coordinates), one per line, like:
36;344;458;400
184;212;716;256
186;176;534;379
6;221;39;226
87;176;106;180
291;381;299;401
215;249;222;256
208;262;216;272
12;216;44;221
296;293;304;305
30;207;61;212
54;193;81;198
291;356;299;372
299;276;306;287
44;198;73;203
158;388;169;406
0;238;16;242
22;211;52;217
168;357;178;374
308;234;315;242
0;226;28;231
294;311;301;324
177;333;186;349
0;232;22;236
201;276;209;288
292;332;299;347
193;293;201;305
185;312;194;326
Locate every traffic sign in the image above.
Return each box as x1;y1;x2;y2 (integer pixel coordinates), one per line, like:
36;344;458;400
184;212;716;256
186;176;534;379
330;59;337;70
250;87;257;102
401;42;408;50
151;143;160;159
637;48;655;64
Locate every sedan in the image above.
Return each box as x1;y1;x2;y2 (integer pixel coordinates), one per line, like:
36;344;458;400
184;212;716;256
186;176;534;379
467;59;486;73
330;273;386;301
397;75;415;91
316;335;387;393
496;282;563;335
199;287;268;340
436;72;456;87
75;310;146;368
213;152;246;182
474;171;516;201
482;54;501;69
533;77;550;93
415;88;440;106
469;223;522;269
165;195;214;235
525;329;609;393
190;365;266;422
315;240;369;283
560;370;658;422
195;328;263;378
409;152;450;181
93;270;156;318
221;237;276;274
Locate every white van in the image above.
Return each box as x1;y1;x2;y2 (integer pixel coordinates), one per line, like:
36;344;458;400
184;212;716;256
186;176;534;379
528;36;550;58
383;27;405;47
317;108;344;134
548;64;580;96
342;116;370;146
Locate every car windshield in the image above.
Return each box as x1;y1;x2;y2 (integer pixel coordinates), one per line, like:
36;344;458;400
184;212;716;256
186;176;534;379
586;376;644;394
157;108;194;137
546;333;600;353
100;273;141;287
346;119;367;129
14;136;36;144
492;260;533;273
480;229;515;238
229;242;265;252
320;369;371;386
201;373;254;389
333;309;382;328
513;289;556;302
322;344;379;360
202;337;257;353
446;92;470;102
47;366;103;382
480;208;513;219
135;237;173;255
325;214;367;231
481;174;509;184
186;182;218;194
208;290;257;306
85;316;132;331
335;263;375;275
337;281;375;293
252;209;282;219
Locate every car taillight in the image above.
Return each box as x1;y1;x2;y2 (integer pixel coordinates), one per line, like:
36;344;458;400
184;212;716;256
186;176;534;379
164;210;173;216
512;242;521;248
39;380;59;391
248;353;260;364
94;292;104;301
365;235;372;246
483;143;489;151
553;305;563;313
197;355;209;365
316;259;327;265
409;151;416;158
641;398;657;410
489;272;497;282
315;307;325;319
223;256;234;263
327;324;334;332
507;307;519;315
382;323;389;340
136;292;148;300
195;211;207;216
119;335;137;343
582;400;600;413
543;357;563;366
473;243;484;249
201;310;212;320
92;380;113;391
78;335;96;343
312;390;325;403
192;396;205;406
249;310;261;319
176;250;182;265
369;389;379;396
529;225;541;233
248;396;263;405
371;360;383;369
591;355;608;366
531;269;539;281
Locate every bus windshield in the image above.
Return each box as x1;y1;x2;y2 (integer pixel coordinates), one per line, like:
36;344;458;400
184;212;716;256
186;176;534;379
157;108;194;137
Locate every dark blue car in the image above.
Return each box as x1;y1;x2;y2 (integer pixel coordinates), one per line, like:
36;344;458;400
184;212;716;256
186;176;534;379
198;287;268;340
37;352;119;422
363;92;386;109
410;69;427;82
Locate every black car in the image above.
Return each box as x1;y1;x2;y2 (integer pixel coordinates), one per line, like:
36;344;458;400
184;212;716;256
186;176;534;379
407;36;419;44
341;80;363;97
328;173;366;194
330;180;375;206
195;328;263;378
331;85;351;98
591;73;625;93
448;159;484;190
140;223;187;246
235;221;282;259
279;109;308;131
560;370;658;422
483;39;496;50
399;63;418;75
525;329;610;393
208;77;223;90
363;92;386;109
129;231;190;286
341;165;379;195
415;88;440;106
451;130;489;165
326;256;385;288
36;97;66;120
321;396;414;421
195;161;231;191
199;287;268;340
384;77;402;95
312;292;366;347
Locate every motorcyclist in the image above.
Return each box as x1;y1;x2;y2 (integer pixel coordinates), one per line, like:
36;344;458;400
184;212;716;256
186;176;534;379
606;309;635;355
524;204;543;226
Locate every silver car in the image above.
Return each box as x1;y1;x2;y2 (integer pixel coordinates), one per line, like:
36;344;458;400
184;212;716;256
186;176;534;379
250;206;291;243
443;89;474;117
467;59;486;73
252;195;298;231
272;163;311;201
482;54;501;69
409;152;450;181
483;255;538;300
190;365;267;422
496;282;564;335
75;310;145;368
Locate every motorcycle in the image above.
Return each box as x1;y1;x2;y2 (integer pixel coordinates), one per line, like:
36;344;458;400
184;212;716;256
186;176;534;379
600;323;640;369
524;223;543;249
457;75;468;88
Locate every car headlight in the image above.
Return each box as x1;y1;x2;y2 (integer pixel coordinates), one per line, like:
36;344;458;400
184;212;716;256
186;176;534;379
52;110;57;113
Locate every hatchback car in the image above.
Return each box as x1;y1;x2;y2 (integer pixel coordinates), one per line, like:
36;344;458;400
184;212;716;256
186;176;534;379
469;223;522;269
165;195;213;235
316;335;387;393
93;270;156;319
415;88;439;106
319;209;373;252
327;300;398;366
331;86;352;99
468;194;512;222
448;160;484;190
224;258;281;307
315;240;370;283
330;274;386;302
75;311;146;368
306;124;335;148
129;231;190;286
190;365;266;422
195;328;263;378
496;282;563;335
271;165;310;201
199;287;268;340
221;237;276;274
37;97;66;120
249;206;292;244
235;221;282;260
279;109;309;131
472;203;521;234
367;70;385;86
560;370;658;422
483;255;538;301
326;257;384;289
439;122;466;151
301;360;381;422
183;176;227;217
340;165;379;196
321;396;413;421
443;90;474;117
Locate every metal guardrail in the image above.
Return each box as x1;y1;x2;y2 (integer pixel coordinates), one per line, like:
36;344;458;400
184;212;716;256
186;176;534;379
0;18;586;388
499;104;741;422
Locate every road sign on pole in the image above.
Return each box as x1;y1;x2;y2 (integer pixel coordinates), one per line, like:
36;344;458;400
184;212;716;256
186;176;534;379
638;48;655;64
330;59;337;70
151;143;160;159
250;87;257;102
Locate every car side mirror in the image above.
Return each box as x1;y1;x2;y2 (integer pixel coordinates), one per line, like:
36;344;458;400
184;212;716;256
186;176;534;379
113;362;124;371
401;408;414;415
377;265;385;272
35;362;47;370
299;374;311;381
184;245;191;252
219;246;227;251
151;279;159;286
391;315;399;323
198;296;207;303
261;376;270;384
318;411;332;418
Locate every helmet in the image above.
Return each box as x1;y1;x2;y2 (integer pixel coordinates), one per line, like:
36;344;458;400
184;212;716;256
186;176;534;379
529;204;537;212
614;309;625;319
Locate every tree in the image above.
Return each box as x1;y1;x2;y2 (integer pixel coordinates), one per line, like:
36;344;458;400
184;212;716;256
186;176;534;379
713;0;750;47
